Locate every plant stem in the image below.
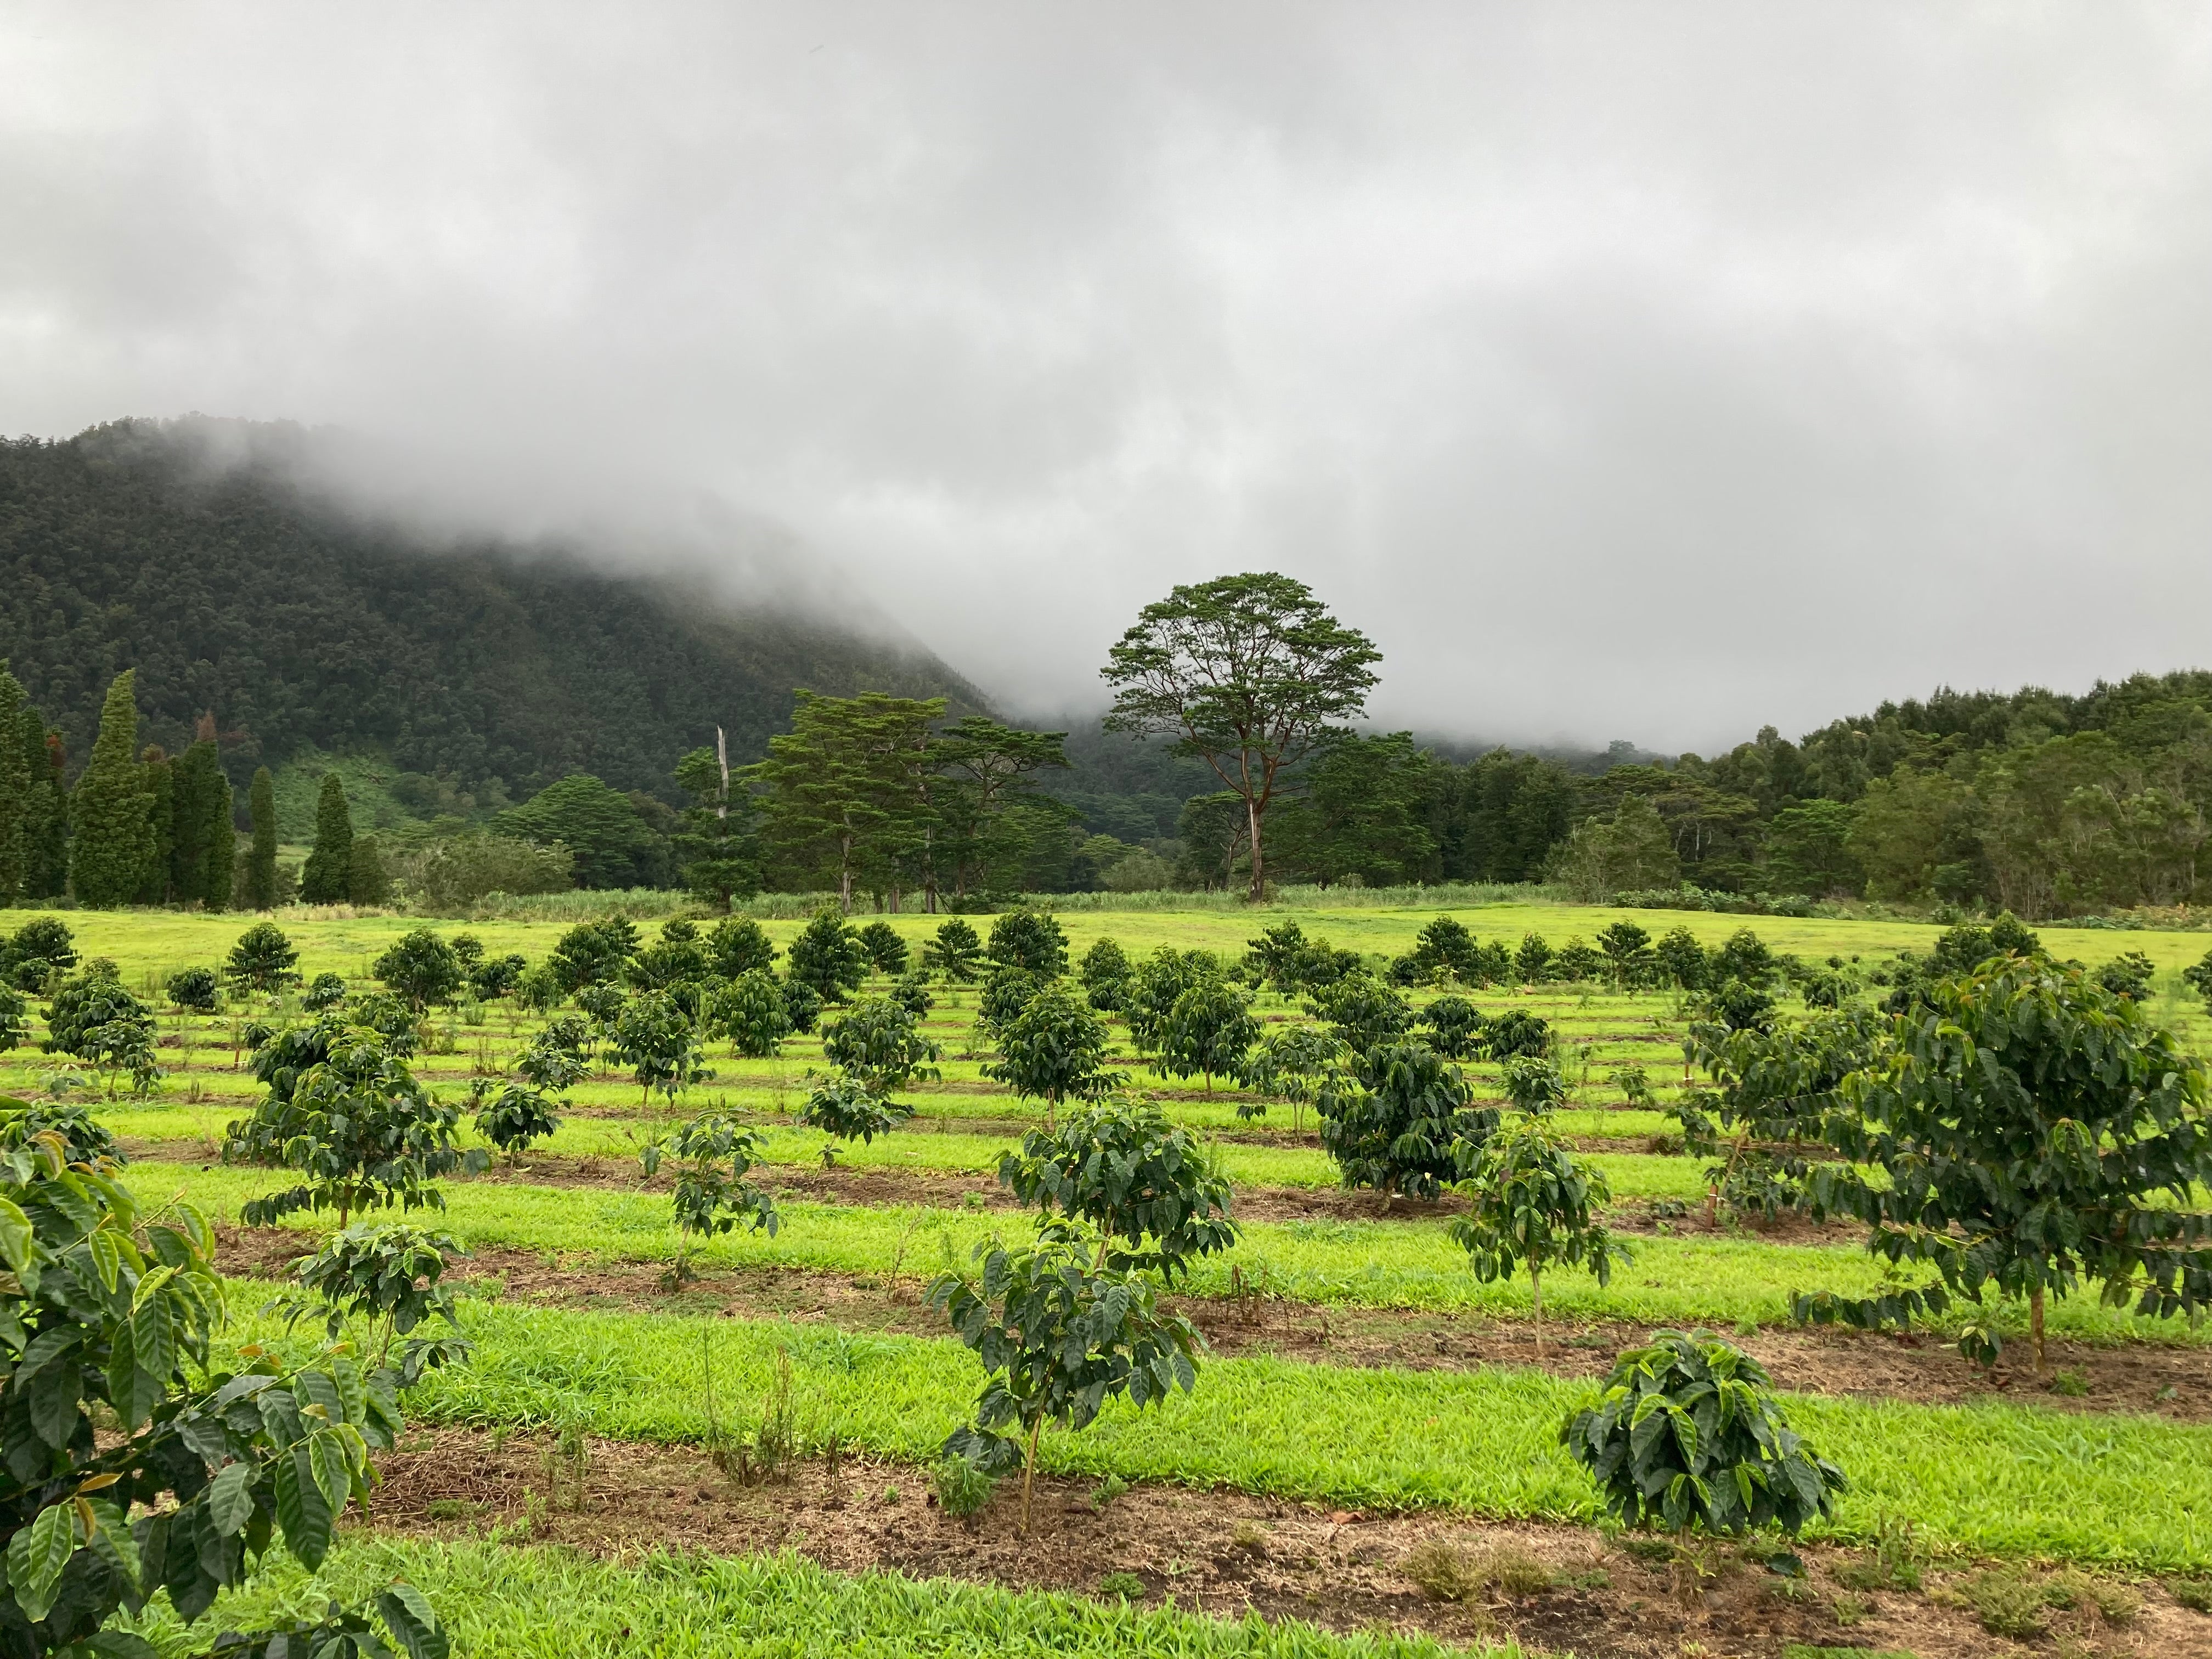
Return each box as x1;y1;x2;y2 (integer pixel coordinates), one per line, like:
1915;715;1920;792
1022;1418;1041;1535
1531;1264;1544;1357
2030;1284;2046;1374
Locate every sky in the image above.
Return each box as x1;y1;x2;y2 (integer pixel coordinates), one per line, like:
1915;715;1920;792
2;3;2207;755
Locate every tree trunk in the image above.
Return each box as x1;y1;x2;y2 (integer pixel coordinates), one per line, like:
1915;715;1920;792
2030;1284;2046;1375
1245;792;1266;902
1531;1264;1544;1357
1021;1418;1042;1534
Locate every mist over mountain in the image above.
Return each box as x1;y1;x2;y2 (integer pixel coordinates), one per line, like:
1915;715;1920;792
0;418;983;801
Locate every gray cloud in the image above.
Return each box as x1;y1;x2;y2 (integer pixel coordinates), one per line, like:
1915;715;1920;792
2;2;2205;752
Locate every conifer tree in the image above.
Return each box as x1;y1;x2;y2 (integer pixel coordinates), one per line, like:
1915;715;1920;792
202;771;236;910
137;744;175;904
0;662;26;903
170;738;222;902
21;715;68;900
67;670;155;907
349;833;390;904
245;766;279;909
300;773;356;903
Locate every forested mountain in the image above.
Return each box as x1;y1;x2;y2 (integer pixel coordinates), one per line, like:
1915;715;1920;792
0;419;980;803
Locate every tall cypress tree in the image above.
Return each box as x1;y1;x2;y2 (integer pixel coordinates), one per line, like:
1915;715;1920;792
245;767;278;910
170;740;219;901
68;670;155;907
0;663;27;904
299;773;355;904
20;717;67;901
202;771;237;911
137;746;175;904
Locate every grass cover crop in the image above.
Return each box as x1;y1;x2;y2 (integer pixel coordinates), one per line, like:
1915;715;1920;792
223;1297;2212;1568
153;1538;1502;1658
140;1162;2212;1345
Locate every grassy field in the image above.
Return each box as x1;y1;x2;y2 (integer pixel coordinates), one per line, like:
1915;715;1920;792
13;899;2212;1652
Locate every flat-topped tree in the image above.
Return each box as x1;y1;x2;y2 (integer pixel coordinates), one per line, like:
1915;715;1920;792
1801;956;2212;1373
1102;572;1381;901
224;1015;487;1226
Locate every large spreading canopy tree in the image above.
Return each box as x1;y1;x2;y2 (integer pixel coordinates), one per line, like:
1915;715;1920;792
1101;573;1381;901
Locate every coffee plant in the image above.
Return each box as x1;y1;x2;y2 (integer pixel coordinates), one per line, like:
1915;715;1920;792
1315;1040;1497;1200
612;989;713;1106
639;1113;780;1282
1499;1053;1568;1115
985;910;1068;978
1306;973;1413;1055
273;1221;473;1384
1452;1115;1627;1353
820;997;941;1096
224;922;300;994
164;966;221;1014
930;1221;1201;1533
1237;1025;1347;1130
1421;995;1485;1060
1078;936;1132;1012
710;969;794;1058
41;964;160;1098
856;919;910;976
788;909;867;1003
706;917;777;979
997;1097;1238;1282
1155;980;1261;1093
924;919;983;983
372;929;464;1012
0;1133;447;1657
1563;1330;1846;1542
223;1018;488;1227
981;985;1113;1129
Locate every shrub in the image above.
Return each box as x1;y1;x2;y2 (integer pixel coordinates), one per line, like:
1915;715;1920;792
612;989;713;1106
891;972;934;1016
0;1138;445;1656
981;985;1113;1127
1483;1007;1551;1060
1452;1114;1627;1352
986;910;1067;978
373;927;465;1011
0;988;26;1056
1124;947;1219;1053
1513;933;1553;983
224;1017;487;1225
780;977;824;1035
273;1220;473;1383
800;1074;915;1153
789;908;868;1003
1408;915;1481;984
856;919;910;975
1315;1040;1497;1200
713;969;795;1058
924;919;983;983
1421;995;1485;1060
303;970;348;1012
707;917;777;979
976;964;1041;1041
1551;938;1604;984
549;917;640;991
1079;936;1132;1011
225;920;298;992
165;964;221;1013
1237;1026;1347;1129
394;830;573;908
996;1097;1238;1281
1155;980;1261;1092
821;996;941;1097
1562;1330;1845;1540
1499;1054;1568;1115
42;962;161;1098
4;917;77;984
1306;973;1413;1054
469;951;528;1001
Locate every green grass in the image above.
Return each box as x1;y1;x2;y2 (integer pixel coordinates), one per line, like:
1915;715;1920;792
221;1297;2212;1570
128;1538;1497;1657
149;1161;2208;1345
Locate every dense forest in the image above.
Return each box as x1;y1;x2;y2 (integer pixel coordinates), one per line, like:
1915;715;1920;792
0;419;979;803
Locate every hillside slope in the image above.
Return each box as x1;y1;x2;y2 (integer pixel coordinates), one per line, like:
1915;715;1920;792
0;419;981;800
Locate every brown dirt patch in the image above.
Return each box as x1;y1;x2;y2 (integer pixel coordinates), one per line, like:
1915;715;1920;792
211;1231;2212;1421
365;1427;2211;1658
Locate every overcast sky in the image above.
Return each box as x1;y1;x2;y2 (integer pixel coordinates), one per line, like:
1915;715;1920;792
3;4;2207;753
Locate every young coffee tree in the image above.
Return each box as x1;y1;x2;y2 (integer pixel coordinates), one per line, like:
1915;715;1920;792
788;907;868;1003
1653;927;1710;992
856;919;910;977
986;910;1068;978
1563;1330;1845;1568
639;1113;780;1284
930;1223;1201;1533
1123;947;1218;1056
41;963;161;1099
1079;936;1133;1013
2184;946;2212;1016
1238;1025;1347;1132
996;1096;1239;1280
1452;1115;1627;1353
1499;1054;1569;1115
612;989;714;1107
471;1021;586;1164
373;928;465;1012
711;968;795;1058
924;918;983;984
165;966;221;1014
1421;995;1486;1060
1596;920;1657;990
1306;973;1414;1056
809;997;940;1159
223;1017;488;1226
1155;979;1261;1093
1513;933;1553;984
0;987;26;1057
707;916;778;979
224;921;299;994
1408;915;1481;985
0;1132;448;1658
975;964;1041;1045
273;1221;474;1383
981;985;1114;1131
1800;957;2212;1372
549;917;639;992
1314;1040;1498;1201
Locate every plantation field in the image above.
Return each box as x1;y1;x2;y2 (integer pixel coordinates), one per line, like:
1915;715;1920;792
13;900;2212;1655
